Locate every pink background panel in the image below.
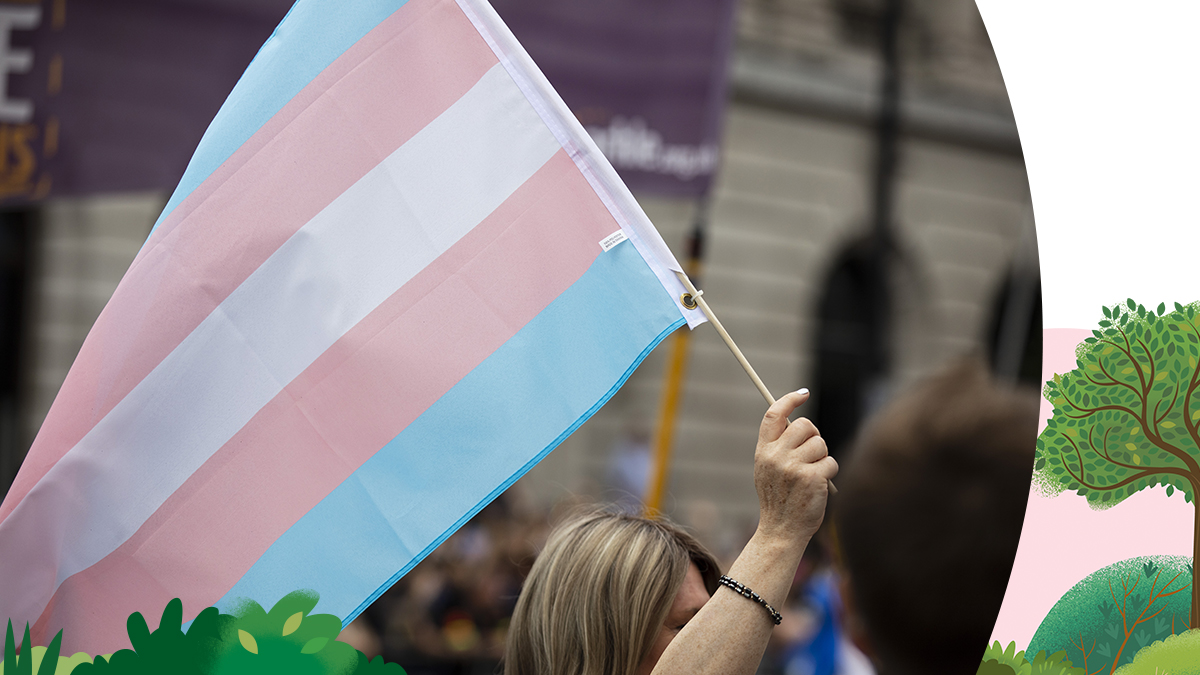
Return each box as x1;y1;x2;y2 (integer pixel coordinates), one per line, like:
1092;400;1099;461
990;328;1193;649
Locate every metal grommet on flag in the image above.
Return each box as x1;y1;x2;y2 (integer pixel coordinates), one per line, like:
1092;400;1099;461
680;289;703;310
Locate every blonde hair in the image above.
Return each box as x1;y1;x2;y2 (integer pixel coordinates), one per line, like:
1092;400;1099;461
504;510;720;675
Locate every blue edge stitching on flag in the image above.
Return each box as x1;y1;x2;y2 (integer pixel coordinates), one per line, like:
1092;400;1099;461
341;315;686;628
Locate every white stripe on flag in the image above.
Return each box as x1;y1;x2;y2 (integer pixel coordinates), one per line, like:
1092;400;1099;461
0;63;560;615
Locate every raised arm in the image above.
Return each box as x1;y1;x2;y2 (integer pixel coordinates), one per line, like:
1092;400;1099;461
650;389;838;675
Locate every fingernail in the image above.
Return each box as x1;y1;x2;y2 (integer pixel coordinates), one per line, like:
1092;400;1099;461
795;388;809;396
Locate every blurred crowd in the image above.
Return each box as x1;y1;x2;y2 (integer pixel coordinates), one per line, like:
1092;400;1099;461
339;358;1036;675
341;494;868;675
345;495;546;675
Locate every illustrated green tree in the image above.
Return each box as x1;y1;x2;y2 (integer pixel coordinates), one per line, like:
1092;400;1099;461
1034;300;1200;627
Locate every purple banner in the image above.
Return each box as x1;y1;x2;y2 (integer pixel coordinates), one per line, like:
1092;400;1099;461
0;0;289;204
0;0;736;204
492;0;739;196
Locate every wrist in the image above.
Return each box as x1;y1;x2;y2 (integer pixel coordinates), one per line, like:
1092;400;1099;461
752;520;811;551
724;529;809;611
746;527;808;568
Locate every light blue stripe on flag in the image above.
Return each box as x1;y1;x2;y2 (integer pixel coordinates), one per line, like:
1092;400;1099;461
153;0;409;233
212;241;684;621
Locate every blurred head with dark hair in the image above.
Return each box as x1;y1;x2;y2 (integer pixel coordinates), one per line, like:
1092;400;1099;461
833;358;1037;674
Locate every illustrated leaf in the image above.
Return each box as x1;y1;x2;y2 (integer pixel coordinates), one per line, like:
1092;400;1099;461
127;611;151;652
16;624;32;675
160;597;183;634
301;637;329;654
4;622;15;675
282;612;304;637
37;630;63;675
238;629;259;654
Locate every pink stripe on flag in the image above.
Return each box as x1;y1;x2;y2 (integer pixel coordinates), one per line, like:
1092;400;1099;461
30;151;621;654
0;0;496;525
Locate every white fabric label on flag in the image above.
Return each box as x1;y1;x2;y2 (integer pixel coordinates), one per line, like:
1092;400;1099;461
599;230;628;252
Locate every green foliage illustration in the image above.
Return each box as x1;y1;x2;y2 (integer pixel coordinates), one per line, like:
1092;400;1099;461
213;590;360;675
1112;628;1200;675
73;598;233;675
348;655;406;675
1;621;98;675
1034;300;1200;626
1028;556;1191;675
1;623;96;675
1;622;63;675
2;592;407;675
976;641;1083;675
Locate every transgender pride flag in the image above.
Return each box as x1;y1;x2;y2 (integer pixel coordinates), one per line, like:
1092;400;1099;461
0;0;704;654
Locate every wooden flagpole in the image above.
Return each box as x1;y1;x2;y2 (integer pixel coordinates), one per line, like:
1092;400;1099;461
674;271;837;494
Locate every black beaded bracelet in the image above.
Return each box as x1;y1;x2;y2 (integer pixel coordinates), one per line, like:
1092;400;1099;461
717;575;783;625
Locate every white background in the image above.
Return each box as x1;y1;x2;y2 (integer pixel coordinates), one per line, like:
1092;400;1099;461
976;1;1200;329
976;0;1200;648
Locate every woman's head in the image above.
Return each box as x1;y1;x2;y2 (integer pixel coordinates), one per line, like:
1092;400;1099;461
504;509;720;675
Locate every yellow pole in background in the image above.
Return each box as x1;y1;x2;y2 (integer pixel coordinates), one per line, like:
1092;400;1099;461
643;205;837;513
644;205;706;516
643;291;694;515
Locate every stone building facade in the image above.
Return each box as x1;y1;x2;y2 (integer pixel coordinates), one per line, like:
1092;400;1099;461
520;0;1034;548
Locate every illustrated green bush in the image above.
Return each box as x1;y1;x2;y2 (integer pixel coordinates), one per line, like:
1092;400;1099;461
1113;628;1200;675
210;591;361;675
977;641;1084;675
2;622;60;675
1;621;91;675
1028;556;1191;675
351;654;407;675
71;598;234;675
4;591;406;675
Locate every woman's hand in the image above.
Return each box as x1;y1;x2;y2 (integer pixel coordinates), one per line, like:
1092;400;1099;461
753;389;838;549
649;388;838;675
